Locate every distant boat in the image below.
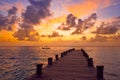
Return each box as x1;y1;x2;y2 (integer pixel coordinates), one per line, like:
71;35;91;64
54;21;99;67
42;46;50;49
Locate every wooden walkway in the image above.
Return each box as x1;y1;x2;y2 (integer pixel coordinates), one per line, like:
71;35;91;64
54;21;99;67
27;49;98;80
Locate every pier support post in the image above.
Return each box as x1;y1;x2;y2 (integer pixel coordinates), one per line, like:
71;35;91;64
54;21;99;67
81;48;85;54
55;55;59;60
48;57;53;65
81;49;87;57
36;64;43;76
64;52;67;56
88;58;94;67
97;65;104;80
61;53;64;57
84;53;89;59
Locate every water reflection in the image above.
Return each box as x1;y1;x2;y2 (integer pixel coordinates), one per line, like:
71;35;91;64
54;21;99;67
83;47;120;80
0;46;69;80
1;46;119;80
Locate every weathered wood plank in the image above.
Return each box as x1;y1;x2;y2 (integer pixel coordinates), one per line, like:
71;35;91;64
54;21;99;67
27;50;97;80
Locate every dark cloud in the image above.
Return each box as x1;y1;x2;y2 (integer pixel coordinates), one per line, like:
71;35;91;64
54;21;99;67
8;6;17;16
57;13;97;35
40;31;63;38
89;33;120;42
71;13;97;35
48;31;63;38
111;34;120;40
58;27;70;30
0;14;9;29
0;6;18;31
71;19;83;34
13;23;39;41
57;14;76;31
92;22;119;34
81;36;87;40
57;23;70;30
40;35;48;37
66;14;76;27
90;35;107;42
108;16;120;28
13;0;52;41
92;16;120;35
22;0;51;24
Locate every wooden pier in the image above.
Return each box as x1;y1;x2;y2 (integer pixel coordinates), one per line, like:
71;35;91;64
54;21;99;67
27;48;104;80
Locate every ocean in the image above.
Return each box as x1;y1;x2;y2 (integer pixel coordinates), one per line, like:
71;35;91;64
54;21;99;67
0;46;120;80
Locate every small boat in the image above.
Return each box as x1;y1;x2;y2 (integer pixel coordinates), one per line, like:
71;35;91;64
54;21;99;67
42;46;50;49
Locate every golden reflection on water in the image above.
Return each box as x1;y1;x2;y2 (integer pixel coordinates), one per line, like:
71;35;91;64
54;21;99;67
0;46;120;80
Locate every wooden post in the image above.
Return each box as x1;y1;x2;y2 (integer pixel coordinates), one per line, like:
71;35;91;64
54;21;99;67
85;53;89;59
73;48;75;51
64;52;67;56
61;53;63;57
83;52;86;56
81;48;85;54
48;57;53;65
36;64;43;76
55;55;58;60
88;58;93;67
66;51;68;54
97;65;104;80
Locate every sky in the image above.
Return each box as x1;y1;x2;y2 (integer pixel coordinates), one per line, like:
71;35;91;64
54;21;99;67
0;0;120;46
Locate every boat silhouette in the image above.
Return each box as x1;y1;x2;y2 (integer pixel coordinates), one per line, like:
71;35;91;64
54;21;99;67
42;46;50;49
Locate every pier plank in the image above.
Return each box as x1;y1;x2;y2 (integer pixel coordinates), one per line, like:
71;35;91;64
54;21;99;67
27;50;97;80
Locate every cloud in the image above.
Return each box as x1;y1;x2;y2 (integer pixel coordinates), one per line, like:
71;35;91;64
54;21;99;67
107;16;120;27
92;16;120;34
89;33;120;42
111;34;120;41
8;6;17;16
40;35;48;37
40;31;63;38
71;19;83;34
13;23;39;41
90;35;108;42
0;14;9;30
71;13;97;35
13;0;52;41
48;31;63;38
0;0;18;12
57;13;77;30
81;36;87;41
57;13;97;34
66;14;76;27
57;23;70;30
0;6;18;31
22;0;51;24
93;23;118;34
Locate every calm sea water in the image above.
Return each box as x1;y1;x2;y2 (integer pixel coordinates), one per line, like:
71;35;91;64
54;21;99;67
0;46;120;80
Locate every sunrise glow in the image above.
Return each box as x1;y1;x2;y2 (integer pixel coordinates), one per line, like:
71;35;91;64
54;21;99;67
0;0;120;46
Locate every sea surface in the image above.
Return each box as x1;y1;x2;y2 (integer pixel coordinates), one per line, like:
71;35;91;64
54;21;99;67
0;46;120;80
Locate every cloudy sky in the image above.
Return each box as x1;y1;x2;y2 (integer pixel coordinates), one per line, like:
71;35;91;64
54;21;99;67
0;0;120;46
